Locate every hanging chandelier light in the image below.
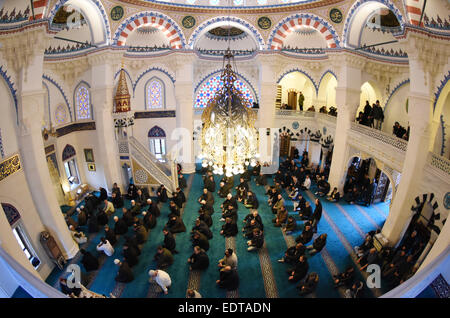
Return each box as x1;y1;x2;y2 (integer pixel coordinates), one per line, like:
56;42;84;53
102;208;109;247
199;49;259;177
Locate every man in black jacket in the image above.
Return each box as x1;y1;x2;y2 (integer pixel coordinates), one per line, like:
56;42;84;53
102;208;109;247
216;266;239;291
191;219;213;240
80;249;99;272
204;175;216;193
244;191;259;209
220;218;238;237
113;216;128;235
157;184;168;203
123;243;139;267
104;225;117;246
221;193;237;212
278;242;306;264
288;255;309;283
247;228;264;251
169;201;181;218
192;231;210;251
307;234;327;255
165;215;186;234
147;199;161;218
188;246;210;271
295;224;314;244
154;246;174;270
163;229;178;254
199;209;213;227
142;211;156;230
311;199;323;233
114;259;134;283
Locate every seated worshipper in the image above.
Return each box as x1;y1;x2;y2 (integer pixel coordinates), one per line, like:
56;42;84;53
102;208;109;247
133;223;148;245
221;193;237;212
235;184;248;203
255;172;267;186
284;216;297;235
129;200;141;217
354;232;375;257
288;255;309;283
278;242;306;264
272;194;285;215
96;237;114;257
148;269;172;295
87;213;99;233
243;210;263;230
218;249;238;271
252;161;261;177
311;199;323;233
113;216;128;235
247;228;264;251
216;266;239;291
221;204;238;224
295;224;314;245
192;230;210;251
59;278;81;297
96;208;108;226
186;289;202;298
69;225;87;244
197;199;213;217
357;247;380;271
127;183;138;200
111;191;124;209
307;234;327;255
243;219;260;239
163;229;177;254
301;175;311;191
157;184;168;203
316;176;330;197
199;209;213;227
99;187;108;201
171;192;183;209
178;174;187;189
390;255;415;287
76;207;87;226
165;215;186;234
274;170;285;186
241;168;251;182
154;246;174;270
218;182;229;198
147;199;161;218
297;272;320;296
114;259;134;283
327;187;341;202
122;243;139;267
298;201;312;221
80;249;99;272
273;205;288;227
244;191;259;209
301;151;309;166
122;207;135;227
65;214;78;230
125;236;141;256
333;266;355;288
382;250;407;280
198;188;214;207
176;187;186;206
293;194;307;213
104;225;117;246
236;177;249;192
191;219;213;240
220;218;238;237
187;246;210;271
135;189;147;206
345;281;364;299
142;211;156;230
169;201;180;218
204;175;216;192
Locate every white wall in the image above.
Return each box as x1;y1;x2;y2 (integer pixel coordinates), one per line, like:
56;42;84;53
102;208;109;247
383;83;409;134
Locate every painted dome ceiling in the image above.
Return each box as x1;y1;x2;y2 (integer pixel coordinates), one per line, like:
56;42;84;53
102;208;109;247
131;0;331;9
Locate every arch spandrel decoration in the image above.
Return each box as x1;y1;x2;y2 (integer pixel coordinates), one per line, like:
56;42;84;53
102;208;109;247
62;144;76;161
1;203;21;226
148;126;166;138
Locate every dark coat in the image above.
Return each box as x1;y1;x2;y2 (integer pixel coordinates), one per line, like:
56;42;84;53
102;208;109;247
219;269;239;291
114;219;128;235
81;252;99;272
190;251;210;270
163;232;176;252
115;261;134;283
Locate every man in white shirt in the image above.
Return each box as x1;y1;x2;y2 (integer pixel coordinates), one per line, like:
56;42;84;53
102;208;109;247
148;269;171;294
301;175;311;191
103;199;115;216
96;237;114;256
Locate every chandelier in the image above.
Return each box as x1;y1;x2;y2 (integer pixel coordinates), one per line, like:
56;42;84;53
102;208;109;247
199;50;259;177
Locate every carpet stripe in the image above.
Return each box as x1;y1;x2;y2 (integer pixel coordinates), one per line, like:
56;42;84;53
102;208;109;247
352;204;381;230
372;203;389;219
110;282;126;297
257;243;279;298
187;270;202;291
333;203;366;239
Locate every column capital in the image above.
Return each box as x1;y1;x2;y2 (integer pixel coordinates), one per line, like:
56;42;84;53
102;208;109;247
328;50;366;72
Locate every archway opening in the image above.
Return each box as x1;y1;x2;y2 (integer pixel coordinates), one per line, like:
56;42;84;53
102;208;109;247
278;71;316;111
431;79;450;158
317;72;338;111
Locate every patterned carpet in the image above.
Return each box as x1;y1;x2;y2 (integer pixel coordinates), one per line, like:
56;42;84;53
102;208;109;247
45;170;392;298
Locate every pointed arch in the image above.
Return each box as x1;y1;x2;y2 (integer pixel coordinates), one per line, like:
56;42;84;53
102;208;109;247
145;77;166;110
73;81;92;121
113;11;185;49
148;126;166;138
187;16;264;50
276;68;318;94
267;13;340;50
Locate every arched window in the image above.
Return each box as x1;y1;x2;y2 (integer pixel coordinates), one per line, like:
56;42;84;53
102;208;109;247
62;144;80;188
194;74;256;108
148;126;166;161
75;83;91;120
146;78;165;109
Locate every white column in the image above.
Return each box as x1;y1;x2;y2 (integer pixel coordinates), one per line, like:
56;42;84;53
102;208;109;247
309;141;322;167
174;54;195;174
89;53;124;192
16;53;78;259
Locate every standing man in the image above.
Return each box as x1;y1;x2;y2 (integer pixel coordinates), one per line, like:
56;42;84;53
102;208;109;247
372;100;384;130
298;92;305;111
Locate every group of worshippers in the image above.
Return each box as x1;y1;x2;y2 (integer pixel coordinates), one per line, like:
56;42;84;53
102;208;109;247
342;160;376;206
356;100;385;130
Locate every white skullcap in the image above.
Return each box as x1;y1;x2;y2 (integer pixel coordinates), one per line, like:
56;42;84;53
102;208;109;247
80;205;84;209
147;199;151;203
114;216;119;221
142;211;147;216
114;259;120;265
148;270;156;277
201;200;206;204
76;208;81;212
131;200;135;203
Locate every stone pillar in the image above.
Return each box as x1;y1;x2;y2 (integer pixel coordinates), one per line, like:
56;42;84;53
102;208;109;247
309;141;322;167
174;54;195;174
381;31;443;245
89;52;124;192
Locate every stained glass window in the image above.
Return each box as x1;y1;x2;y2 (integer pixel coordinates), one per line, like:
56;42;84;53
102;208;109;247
76;85;91;120
194;74;256;108
146;79;165;109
